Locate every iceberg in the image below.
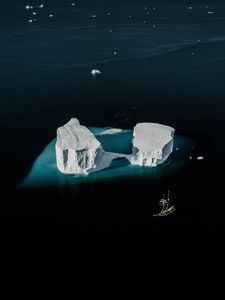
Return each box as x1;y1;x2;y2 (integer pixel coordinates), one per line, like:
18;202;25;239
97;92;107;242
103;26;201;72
55;118;174;175
130;123;174;167
56;118;129;174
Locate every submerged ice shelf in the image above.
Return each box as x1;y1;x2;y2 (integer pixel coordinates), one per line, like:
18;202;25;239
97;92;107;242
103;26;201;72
20;123;193;187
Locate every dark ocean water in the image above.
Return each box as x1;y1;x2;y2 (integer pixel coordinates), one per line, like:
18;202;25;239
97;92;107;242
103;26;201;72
1;0;225;258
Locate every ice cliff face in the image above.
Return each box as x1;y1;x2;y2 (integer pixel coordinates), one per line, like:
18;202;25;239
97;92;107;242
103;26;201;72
130;123;174;167
55;119;174;174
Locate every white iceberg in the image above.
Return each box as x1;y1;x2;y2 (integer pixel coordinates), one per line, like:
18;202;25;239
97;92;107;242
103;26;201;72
56;118;128;174
130;123;174;167
55;119;174;175
91;69;101;76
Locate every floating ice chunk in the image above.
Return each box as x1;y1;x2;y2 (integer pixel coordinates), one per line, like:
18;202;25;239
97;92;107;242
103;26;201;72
208;11;214;14
33;12;37;15
130;123;174;167
188;6;193;10
113;51;117;55
71;3;75;5
197;156;204;160
28;19;33;23
56;118;129;174
91;69;101;76
49;14;54;18
38;4;44;8
92;14;97;18
176;147;179;151
99;128;123;135
153;24;156;28
107;12;111;16
56;118;101;174
25;5;30;9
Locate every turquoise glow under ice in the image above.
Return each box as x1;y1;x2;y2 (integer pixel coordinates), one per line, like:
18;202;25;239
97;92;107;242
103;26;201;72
20;127;193;187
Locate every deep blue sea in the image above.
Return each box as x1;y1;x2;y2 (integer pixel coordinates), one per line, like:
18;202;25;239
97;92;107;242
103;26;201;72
1;0;225;258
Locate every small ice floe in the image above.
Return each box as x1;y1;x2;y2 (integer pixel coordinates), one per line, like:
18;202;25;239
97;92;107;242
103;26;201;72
32;12;37;15
188;6;193;10
189;156;192;159
49;14;54;18
176;147;179;151
144;7;148;10
91;69;101;76
38;4;44;8
92;14;97;18
100;128;122;135
197;156;204;160
208;11;214;14
192;52;195;55
109;29;113;32
153;24;156;28
113;51;117;55
71;3;75;5
25;5;31;10
107;12;111;16
28;19;33;23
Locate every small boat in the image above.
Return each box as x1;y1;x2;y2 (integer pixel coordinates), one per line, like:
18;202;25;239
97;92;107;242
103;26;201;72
153;190;175;217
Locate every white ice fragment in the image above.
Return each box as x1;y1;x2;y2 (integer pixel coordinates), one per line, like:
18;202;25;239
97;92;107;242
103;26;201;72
153;24;156;28
197;156;204;160
28;19;33;23
91;69;101;76
189;156;192;159
109;29;113;32
107;12;111;16
71;3;75;5
176;147;179;151
38;4;44;8
188;6;193;10
113;51;117;55
130;123;174;167
99;128;123;135
33;12;37;15
208;11;214;14
25;5;30;10
49;14;54;18
92;14;97;18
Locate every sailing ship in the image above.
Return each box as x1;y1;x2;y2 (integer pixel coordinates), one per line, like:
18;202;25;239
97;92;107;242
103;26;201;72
153;190;175;217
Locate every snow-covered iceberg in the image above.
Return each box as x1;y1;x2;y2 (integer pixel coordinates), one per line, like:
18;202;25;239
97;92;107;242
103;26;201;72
130;123;174;167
